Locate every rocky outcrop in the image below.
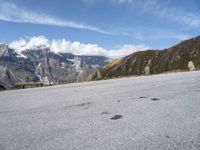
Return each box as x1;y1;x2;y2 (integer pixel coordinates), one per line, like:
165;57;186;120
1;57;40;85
188;61;195;71
100;35;200;79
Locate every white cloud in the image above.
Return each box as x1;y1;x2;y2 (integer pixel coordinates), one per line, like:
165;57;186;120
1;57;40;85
134;32;190;41
159;7;200;28
8;36;151;58
9;36;49;52
0;2;114;35
8;39;27;51
112;0;200;28
107;44;151;58
181;13;200;27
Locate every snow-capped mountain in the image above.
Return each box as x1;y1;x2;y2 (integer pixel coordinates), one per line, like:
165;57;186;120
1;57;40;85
0;44;110;89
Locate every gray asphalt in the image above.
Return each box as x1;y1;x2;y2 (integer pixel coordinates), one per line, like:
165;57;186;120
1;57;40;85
0;71;200;150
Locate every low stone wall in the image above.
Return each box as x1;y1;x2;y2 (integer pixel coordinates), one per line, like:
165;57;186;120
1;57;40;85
15;82;44;89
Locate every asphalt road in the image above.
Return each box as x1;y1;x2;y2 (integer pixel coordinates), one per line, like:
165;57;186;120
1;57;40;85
0;71;200;150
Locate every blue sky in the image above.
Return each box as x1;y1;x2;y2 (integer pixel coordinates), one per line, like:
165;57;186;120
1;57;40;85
0;0;200;57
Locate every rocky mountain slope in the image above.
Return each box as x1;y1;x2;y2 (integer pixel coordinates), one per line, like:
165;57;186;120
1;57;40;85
100;35;200;79
0;44;110;89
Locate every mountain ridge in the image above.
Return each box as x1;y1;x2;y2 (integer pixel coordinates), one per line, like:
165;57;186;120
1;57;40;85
100;35;200;79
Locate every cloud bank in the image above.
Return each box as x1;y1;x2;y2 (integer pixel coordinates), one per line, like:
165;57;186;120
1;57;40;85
9;36;151;58
0;2;113;35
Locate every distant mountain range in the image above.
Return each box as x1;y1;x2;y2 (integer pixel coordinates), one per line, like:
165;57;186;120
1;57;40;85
0;44;110;89
1;35;200;90
100;35;200;79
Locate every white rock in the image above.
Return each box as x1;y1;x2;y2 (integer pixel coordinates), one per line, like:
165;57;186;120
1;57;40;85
188;61;195;71
145;66;150;75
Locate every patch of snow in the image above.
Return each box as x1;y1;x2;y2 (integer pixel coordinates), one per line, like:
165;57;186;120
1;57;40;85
91;64;100;68
35;72;43;82
73;57;82;72
61;62;66;69
49;50;62;56
67;58;75;63
37;63;41;68
16;52;28;59
34;63;43;81
77;70;83;82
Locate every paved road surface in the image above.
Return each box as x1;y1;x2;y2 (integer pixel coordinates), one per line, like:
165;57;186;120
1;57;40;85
0;71;200;150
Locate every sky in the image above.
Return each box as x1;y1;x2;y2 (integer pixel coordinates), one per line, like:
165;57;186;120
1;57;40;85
0;0;200;58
